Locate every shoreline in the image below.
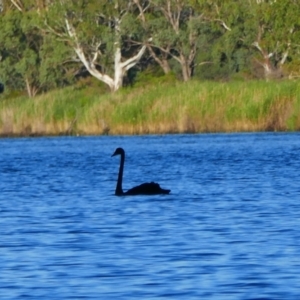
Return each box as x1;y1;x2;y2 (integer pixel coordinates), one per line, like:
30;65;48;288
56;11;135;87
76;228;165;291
1;80;300;138
0;128;294;139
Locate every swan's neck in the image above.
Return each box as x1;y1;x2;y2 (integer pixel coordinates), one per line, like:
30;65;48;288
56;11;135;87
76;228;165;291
115;152;125;195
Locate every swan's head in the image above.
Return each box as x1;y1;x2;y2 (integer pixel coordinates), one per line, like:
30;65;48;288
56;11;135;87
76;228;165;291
112;147;125;157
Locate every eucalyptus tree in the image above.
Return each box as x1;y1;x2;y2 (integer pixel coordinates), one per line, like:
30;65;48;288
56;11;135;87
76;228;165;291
136;0;207;81
45;0;149;92
0;6;44;97
134;0;173;75
249;0;300;79
195;0;300;80
192;0;256;78
0;0;74;97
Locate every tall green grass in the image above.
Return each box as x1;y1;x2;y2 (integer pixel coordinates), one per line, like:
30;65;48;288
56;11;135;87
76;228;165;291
1;80;300;136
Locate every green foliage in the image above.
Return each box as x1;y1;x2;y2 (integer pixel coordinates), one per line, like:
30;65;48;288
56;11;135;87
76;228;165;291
1;0;300;97
1;80;300;136
0;7;75;97
133;66;177;88
0;11;25;90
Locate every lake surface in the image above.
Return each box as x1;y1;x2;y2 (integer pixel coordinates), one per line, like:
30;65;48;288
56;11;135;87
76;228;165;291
1;133;300;299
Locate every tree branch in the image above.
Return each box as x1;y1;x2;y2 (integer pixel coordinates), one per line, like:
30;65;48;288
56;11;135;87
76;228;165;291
121;44;147;71
10;0;23;12
65;17;113;87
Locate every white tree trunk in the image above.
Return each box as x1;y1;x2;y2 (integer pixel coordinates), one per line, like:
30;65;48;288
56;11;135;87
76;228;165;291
65;19;146;92
252;41;286;80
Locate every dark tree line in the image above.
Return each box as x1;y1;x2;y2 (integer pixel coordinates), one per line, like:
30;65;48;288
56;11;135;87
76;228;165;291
1;0;300;97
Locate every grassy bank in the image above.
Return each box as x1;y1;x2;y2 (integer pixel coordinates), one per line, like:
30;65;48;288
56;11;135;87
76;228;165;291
1;80;300;136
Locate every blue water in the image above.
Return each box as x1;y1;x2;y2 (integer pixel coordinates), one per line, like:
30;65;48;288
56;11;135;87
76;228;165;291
1;133;300;299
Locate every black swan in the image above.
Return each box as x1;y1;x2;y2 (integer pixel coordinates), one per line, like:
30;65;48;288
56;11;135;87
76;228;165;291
112;147;171;196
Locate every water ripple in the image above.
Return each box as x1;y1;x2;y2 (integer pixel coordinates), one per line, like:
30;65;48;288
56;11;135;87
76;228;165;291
1;133;300;299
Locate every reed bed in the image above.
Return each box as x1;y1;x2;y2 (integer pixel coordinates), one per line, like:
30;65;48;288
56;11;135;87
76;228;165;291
1;80;300;137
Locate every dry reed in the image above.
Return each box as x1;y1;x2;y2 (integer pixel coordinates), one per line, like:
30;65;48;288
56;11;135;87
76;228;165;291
1;80;300;137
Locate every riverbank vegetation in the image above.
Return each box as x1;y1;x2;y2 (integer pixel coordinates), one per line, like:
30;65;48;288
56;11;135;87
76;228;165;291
1;1;300;136
1;79;300;136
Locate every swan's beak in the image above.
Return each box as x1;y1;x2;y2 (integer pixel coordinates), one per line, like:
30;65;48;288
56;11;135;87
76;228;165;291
112;151;117;157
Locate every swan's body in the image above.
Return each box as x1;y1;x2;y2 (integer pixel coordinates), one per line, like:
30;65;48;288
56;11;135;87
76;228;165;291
112;147;170;196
